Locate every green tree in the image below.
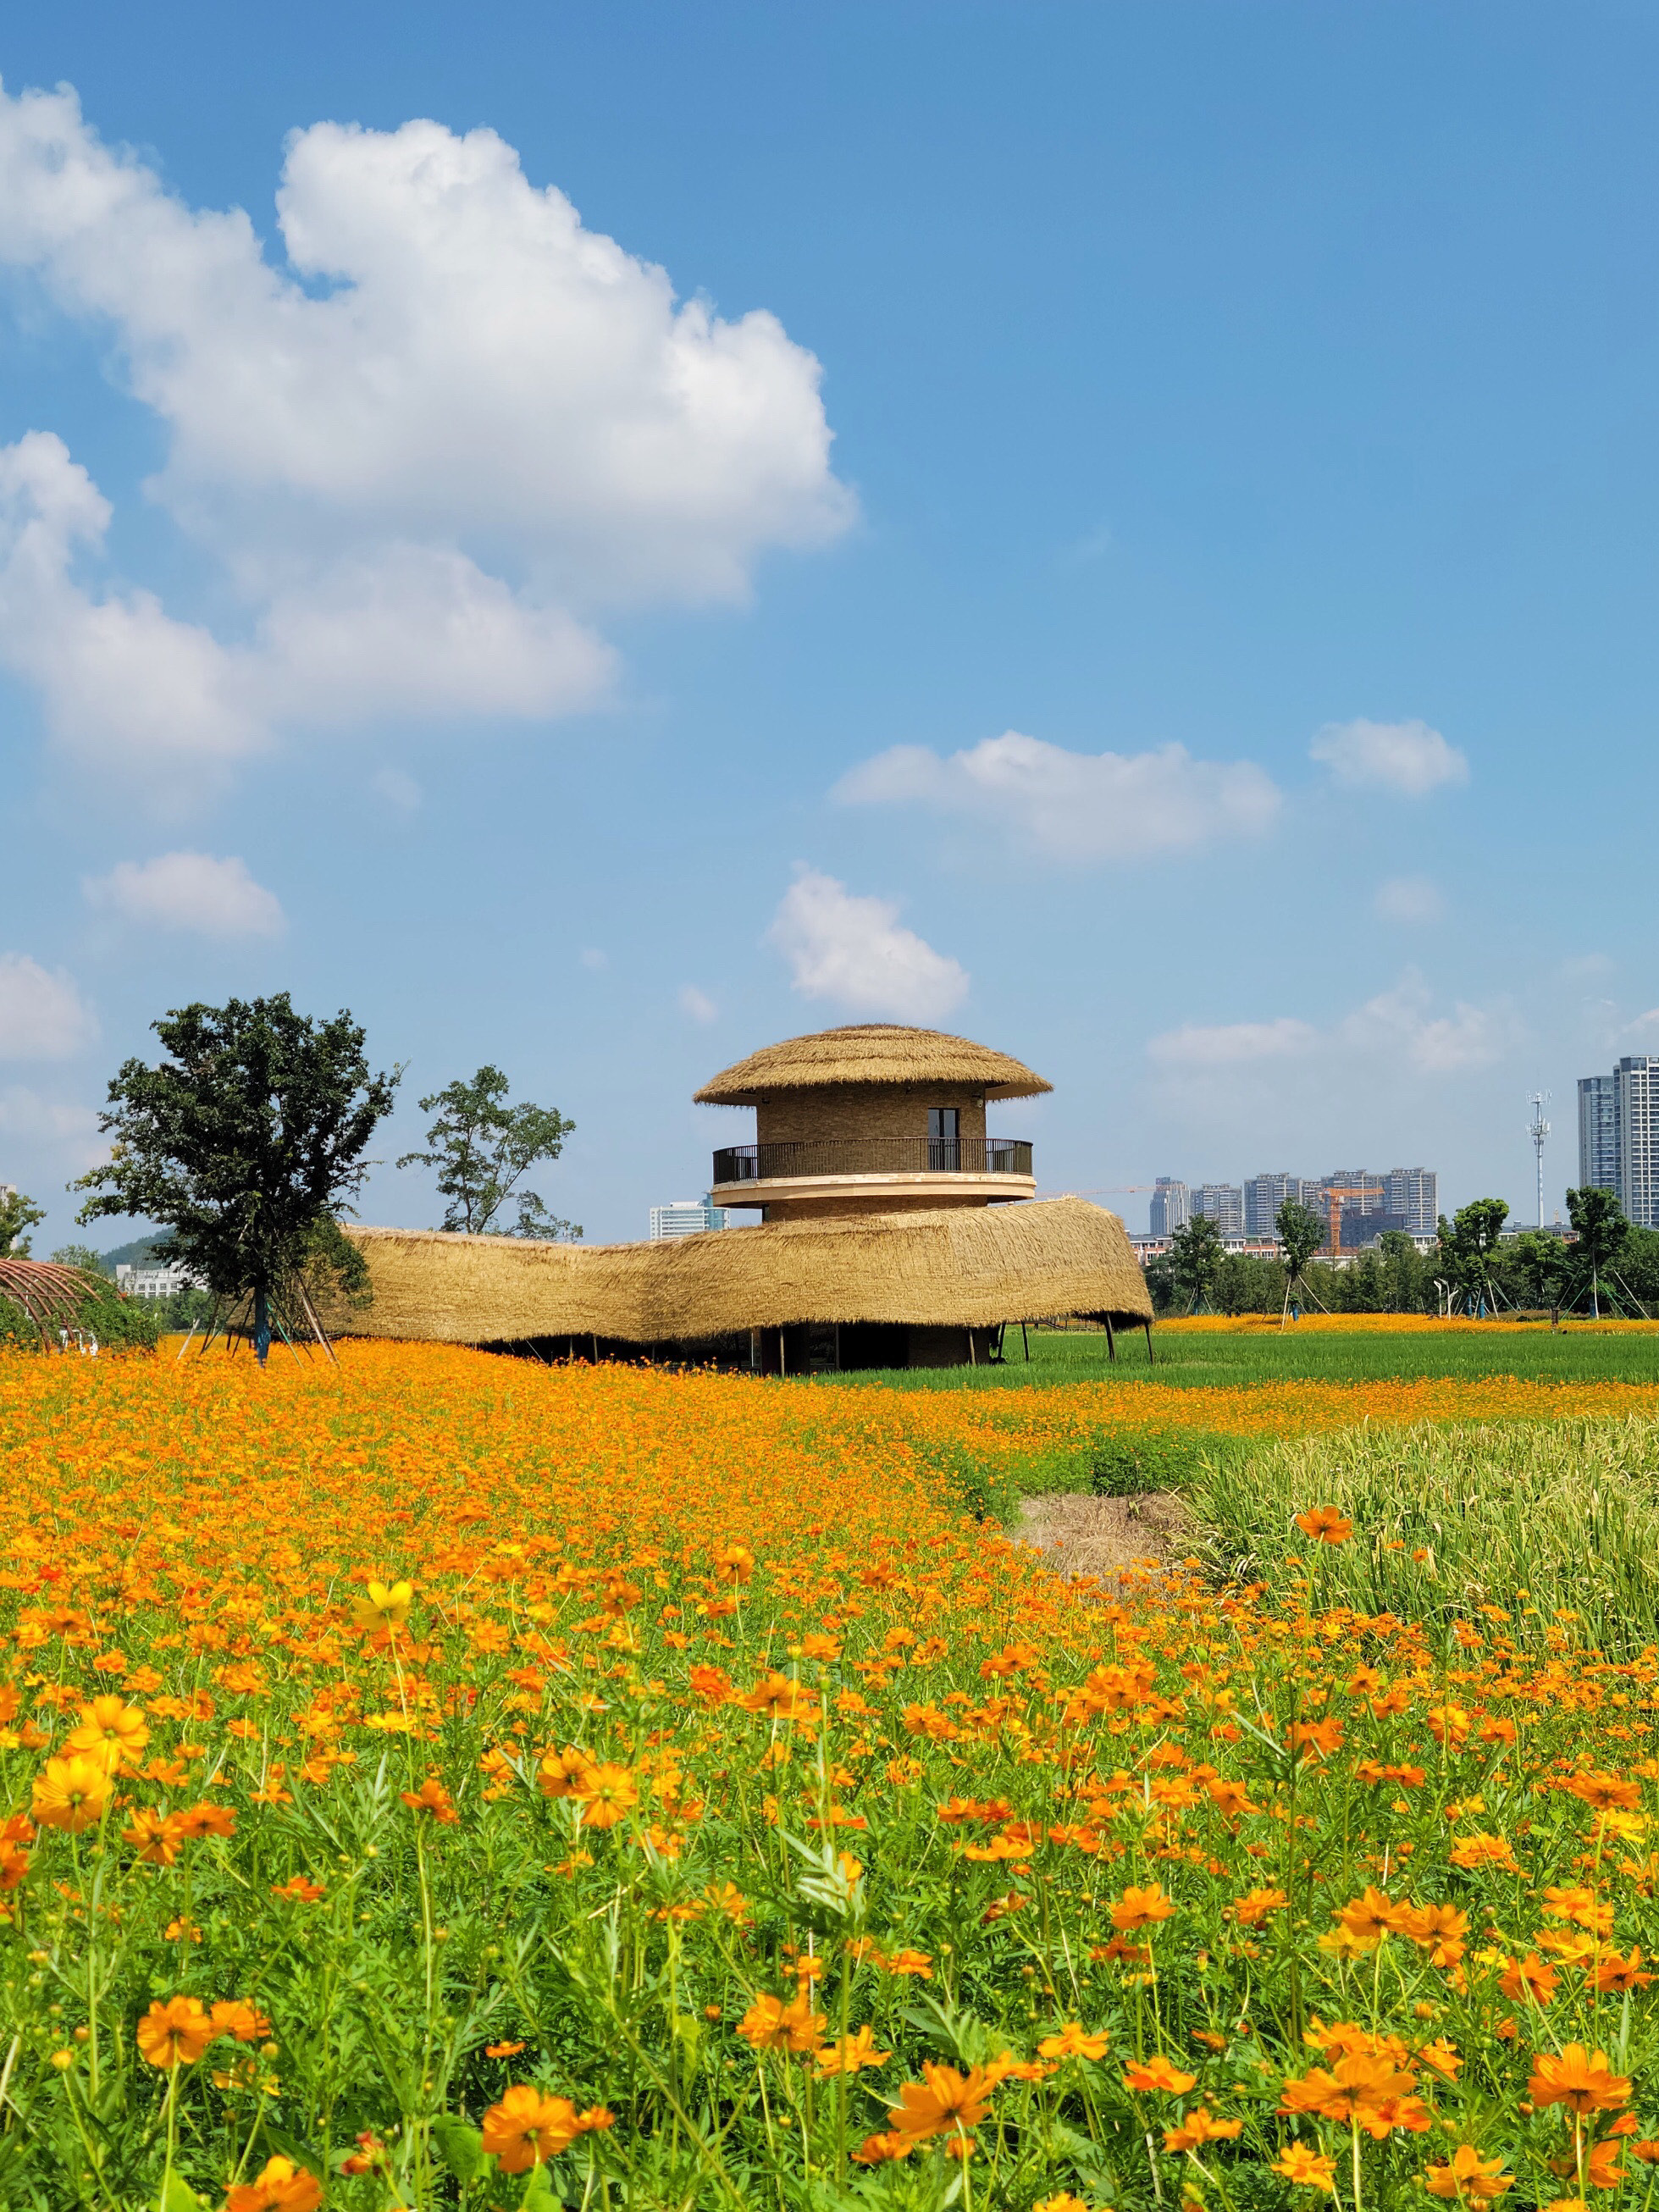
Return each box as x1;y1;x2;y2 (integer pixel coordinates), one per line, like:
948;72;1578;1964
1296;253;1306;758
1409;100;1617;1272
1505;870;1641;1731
74;994;400;1364
49;1243;108;1275
1274;1197;1327;1323
1169;1214;1225;1313
0;1188;46;1258
1501;1230;1571;1312
1566;1185;1630;1320
397;1066;580;1240
1620;1225;1659;1314
1142;1253;1178;1316
1375;1230;1429;1314
1436;1197;1510;1316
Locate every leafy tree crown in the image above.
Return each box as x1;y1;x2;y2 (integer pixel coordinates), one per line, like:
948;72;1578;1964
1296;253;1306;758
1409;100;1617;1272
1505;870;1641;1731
397;1065;579;1240
74;995;399;1301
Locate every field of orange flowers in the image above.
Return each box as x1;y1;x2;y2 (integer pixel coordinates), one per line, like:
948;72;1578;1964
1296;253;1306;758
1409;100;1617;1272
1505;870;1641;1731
3;1341;1657;2210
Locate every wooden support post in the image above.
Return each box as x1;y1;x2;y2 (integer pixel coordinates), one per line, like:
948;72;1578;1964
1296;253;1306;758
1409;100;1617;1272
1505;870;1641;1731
1143;1319;1154;1364
1104;1315;1115;1361
1020;1321;1030;1362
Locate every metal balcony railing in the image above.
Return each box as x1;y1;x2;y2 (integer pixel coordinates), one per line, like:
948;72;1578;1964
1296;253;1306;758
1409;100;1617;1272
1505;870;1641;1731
711;1137;1033;1186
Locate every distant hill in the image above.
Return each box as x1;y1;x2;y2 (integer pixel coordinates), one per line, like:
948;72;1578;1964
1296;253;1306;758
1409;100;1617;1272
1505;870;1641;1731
99;1237;166;1274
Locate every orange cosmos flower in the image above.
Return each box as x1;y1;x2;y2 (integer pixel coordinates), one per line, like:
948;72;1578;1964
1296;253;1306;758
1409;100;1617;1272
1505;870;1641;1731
1164;2110;1244;2152
1593;1947;1654;1992
814;2025;891;2077
1402;1902;1468;1967
1234;1886;1289;1927
1528;2046;1631;2115
739;1672;816;1723
852;2132;915;2165
172;1801;235;1840
1122;2056;1197;2094
400;1776;460;1824
737;1989;826;2053
123;1808;186;1866
537;1746;594;1799
1448;1833;1518;1872
711;1542;755;1583
1498;1954;1558;2005
1038;2023;1111;2061
270;1876;325;1902
224;2154;323;2212
479;2084;583;2172
210;2000;271;2043
1424;2147;1514;2203
1111;1883;1175;1931
1562;1773;1641;1811
136;1996;216;2069
1332;1886;1413;1948
32;1753;110;1833
1294;1507;1352;1545
886;2060;1005;2143
351;1578;413;1633
573;1762;639;1828
65;1695;149;1767
1274;2145;1338;2191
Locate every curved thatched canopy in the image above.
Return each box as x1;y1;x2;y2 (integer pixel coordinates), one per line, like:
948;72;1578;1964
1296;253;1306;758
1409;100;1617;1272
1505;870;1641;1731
335;1197;1148;1346
694;1024;1052;1107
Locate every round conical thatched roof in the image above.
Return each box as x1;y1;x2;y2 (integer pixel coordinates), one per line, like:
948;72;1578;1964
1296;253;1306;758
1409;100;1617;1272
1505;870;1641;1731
694;1024;1052;1106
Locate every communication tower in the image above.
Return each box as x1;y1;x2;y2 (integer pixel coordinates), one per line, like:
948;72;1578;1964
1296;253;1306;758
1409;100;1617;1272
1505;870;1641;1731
1527;1091;1551;1230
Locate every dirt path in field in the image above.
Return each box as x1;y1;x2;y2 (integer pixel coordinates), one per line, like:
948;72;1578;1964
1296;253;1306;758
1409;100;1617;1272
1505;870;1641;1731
1013;1489;1194;1584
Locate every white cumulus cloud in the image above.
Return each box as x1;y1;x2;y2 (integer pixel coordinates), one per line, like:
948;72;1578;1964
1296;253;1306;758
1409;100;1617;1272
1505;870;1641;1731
1149;969;1514;1092
84;852;285;938
678;985;718;1023
0;954;95;1060
1374;875;1446;925
1147;1017;1318;1070
837;731;1280;861
768;869;968;1021
0;81;851;788
1310;718;1468;797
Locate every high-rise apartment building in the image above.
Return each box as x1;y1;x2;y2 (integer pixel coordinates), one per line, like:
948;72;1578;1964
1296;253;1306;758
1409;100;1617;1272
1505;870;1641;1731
1573;1059;1658;1230
1324;1169;1383;1215
1382;1168;1437;1234
1614;1057;1659;1230
1193;1183;1244;1237
649;1197;728;1240
1247;1176;1327;1247
1579;1075;1621;1197
1148;1178;1190;1236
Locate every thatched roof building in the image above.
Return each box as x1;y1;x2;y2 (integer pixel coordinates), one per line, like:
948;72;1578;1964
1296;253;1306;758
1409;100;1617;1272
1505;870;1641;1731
694;1024;1052;1105
336;1020;1152;1369
336;1195;1149;1363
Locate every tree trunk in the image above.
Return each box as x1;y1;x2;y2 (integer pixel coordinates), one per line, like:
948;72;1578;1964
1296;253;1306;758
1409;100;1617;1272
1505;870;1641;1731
254;1285;271;1367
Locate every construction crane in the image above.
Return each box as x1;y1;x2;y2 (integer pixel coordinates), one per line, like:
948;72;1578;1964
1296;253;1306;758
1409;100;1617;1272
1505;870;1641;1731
1308;1180;1385;1260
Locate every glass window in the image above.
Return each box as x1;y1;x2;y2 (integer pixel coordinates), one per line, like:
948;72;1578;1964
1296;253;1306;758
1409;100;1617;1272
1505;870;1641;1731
927;1109;959;1141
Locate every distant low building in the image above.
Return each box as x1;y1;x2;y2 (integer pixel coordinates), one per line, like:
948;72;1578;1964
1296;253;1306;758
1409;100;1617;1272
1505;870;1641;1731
649;1197;730;1241
114;1262;200;1299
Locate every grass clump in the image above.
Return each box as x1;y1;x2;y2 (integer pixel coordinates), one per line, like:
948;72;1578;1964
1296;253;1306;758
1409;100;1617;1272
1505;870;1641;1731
1188;1412;1659;1656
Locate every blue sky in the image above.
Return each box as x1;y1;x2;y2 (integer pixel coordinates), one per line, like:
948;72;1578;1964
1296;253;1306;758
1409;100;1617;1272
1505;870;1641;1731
1;1;1656;1247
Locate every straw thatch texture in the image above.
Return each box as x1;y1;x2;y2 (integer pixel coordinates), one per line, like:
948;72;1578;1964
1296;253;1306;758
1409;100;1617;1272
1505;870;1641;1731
694;1024;1052;1105
333;1197;1149;1344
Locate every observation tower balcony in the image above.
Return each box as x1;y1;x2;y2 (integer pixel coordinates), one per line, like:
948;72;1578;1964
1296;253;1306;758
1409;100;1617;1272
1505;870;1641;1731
710;1136;1035;1218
